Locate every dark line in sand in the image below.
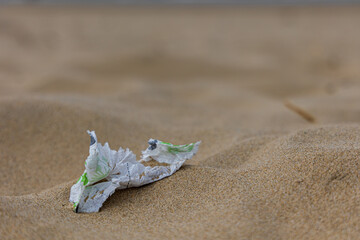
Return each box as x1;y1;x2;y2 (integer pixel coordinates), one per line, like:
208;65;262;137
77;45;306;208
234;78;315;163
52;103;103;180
284;100;316;123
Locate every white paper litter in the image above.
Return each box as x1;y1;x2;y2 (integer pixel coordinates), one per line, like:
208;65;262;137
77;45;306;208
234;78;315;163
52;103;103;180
69;130;201;213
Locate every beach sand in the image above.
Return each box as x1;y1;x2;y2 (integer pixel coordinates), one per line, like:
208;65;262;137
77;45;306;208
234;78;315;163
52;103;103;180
1;5;360;239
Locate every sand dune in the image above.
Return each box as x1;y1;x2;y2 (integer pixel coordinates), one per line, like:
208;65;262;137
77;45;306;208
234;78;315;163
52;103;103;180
1;5;360;239
3;125;360;239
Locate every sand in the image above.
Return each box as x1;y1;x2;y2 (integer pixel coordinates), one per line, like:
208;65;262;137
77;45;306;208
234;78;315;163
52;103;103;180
1;5;360;239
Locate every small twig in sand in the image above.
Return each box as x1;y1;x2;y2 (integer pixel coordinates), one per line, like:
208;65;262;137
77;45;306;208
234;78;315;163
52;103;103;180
284;101;316;123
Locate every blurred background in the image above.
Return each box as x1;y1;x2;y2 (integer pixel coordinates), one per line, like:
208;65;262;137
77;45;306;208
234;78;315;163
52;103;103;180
1;1;360;99
1;1;360;133
0;1;360;130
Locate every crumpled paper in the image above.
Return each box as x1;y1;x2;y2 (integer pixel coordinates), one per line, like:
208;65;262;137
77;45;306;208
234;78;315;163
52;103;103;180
69;130;201;213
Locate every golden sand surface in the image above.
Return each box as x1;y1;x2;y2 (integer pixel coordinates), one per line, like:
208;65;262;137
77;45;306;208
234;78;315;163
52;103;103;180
1;6;360;239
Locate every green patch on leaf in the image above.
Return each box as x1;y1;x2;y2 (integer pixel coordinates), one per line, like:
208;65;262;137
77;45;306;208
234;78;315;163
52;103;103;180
73;201;78;211
165;143;194;154
78;172;89;186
